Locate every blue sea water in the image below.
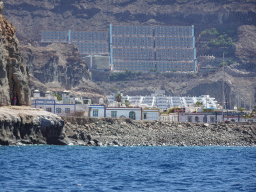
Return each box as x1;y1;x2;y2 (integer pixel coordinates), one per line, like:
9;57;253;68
0;146;256;192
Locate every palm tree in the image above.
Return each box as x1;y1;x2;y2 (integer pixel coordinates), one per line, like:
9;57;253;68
194;101;203;107
115;93;122;103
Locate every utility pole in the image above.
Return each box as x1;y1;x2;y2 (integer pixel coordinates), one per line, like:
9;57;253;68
222;52;225;121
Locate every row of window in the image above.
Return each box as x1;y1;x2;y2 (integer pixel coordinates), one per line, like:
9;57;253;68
187;116;215;123
46;108;70;113
93;110;136;120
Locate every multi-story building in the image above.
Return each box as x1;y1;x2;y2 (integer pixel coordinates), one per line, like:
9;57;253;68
41;24;196;72
110;25;196;72
107;92;219;110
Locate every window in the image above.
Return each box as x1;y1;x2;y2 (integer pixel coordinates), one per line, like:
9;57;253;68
144;113;147;119
111;111;117;118
65;108;70;114
187;116;192;122
56;108;61;113
129;111;136;120
46;108;52;112
210;117;215;123
203;116;207;123
93;109;98;117
195;116;199;122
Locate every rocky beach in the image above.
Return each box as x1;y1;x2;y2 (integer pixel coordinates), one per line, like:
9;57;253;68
63;117;256;147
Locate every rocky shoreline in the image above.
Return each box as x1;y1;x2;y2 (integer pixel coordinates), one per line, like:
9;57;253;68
1;107;256;147
62;117;256;147
0;106;66;146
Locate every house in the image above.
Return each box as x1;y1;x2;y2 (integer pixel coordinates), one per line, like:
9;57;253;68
106;107;142;120
88;105;105;118
142;109;160;121
31;90;77;115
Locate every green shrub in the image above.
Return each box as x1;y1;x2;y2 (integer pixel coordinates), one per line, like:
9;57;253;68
54;94;62;101
201;28;219;36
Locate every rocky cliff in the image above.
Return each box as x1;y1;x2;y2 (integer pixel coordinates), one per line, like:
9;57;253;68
0;106;67;145
20;43;91;90
2;0;256;42
19;43;105;101
0;0;30;106
235;25;256;69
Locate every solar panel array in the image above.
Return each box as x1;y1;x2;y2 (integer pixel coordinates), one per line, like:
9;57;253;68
71;32;108;42
41;31;109;54
73;42;109;54
156;49;194;61
111;25;196;72
113;61;155;71
112;37;154;48
155;37;193;48
112;26;153;37
41;25;196;72
113;48;155;60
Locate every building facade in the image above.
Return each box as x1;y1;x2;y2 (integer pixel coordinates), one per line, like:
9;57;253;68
110;25;196;72
41;24;197;72
142;109;160;121
106;107;142;120
88;105;106;118
34;99;76;115
107;92;218;110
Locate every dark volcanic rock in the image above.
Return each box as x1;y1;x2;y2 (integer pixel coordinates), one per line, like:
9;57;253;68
0;106;67;146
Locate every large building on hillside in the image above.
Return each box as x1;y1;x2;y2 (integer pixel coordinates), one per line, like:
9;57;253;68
110;25;196;72
40;25;197;72
107;91;218;110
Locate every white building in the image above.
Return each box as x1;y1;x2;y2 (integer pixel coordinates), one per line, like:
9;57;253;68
142;109;160;121
31;90;88;116
106;107;142;120
107;91;219;110
34;99;76;115
88;105;105;118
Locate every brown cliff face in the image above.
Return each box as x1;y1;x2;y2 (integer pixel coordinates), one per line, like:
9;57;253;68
2;0;256;43
0;1;30;106
20;43;91;90
235;25;256;68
